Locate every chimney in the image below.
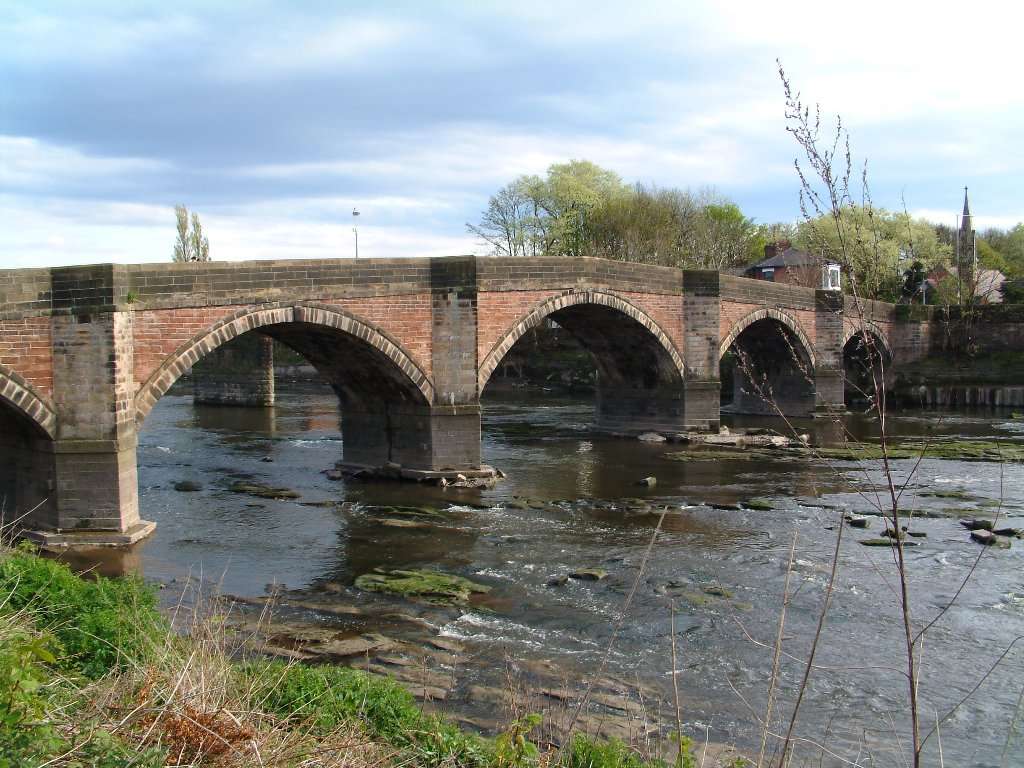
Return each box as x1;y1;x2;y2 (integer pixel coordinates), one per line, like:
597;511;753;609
764;243;777;260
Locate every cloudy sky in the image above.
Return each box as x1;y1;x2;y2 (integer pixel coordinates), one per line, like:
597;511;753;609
2;1;1022;267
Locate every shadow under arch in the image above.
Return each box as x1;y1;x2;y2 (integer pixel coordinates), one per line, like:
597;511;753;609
134;304;438;468
478;290;687;434
0;364;57;529
720;308;817;417
843;323;893;409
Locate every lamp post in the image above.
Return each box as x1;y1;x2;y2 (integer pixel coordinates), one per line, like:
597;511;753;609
352;207;360;259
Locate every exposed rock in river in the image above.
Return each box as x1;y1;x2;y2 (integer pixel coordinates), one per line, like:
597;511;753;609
354;568;491;606
569;568;608;581
228;480;300;499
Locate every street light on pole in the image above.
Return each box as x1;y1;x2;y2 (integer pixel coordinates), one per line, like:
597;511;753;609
352;207;360;259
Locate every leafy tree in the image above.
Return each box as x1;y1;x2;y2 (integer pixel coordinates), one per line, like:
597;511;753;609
683;198;764;269
586;184;695;266
469;162;764;270
976;238;1008;274
172;204;210;262
1001;277;1024;303
532;160;629;258
467;162;628;259
999;223;1024;277
467;179;540;258
795;207;951;300
901;260;927;301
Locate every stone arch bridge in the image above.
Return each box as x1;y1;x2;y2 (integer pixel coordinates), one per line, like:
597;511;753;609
0;256;927;543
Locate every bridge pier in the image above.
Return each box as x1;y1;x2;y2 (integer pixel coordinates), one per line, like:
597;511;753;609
27;291;155;546
813;289;846;414
341;404;481;472
594;385;685;434
682;271;722;431
193;333;274;407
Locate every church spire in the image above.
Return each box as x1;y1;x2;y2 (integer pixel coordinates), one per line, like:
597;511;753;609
960;185;974;240
957;186;976;287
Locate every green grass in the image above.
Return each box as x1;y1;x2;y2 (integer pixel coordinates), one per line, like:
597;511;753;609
0;546;168;764
0;544;164;678
244;660;493;767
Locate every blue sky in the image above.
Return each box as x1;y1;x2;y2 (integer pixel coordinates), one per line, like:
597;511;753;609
2;1;1022;267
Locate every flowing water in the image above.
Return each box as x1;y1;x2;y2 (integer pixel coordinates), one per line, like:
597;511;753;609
106;380;1024;765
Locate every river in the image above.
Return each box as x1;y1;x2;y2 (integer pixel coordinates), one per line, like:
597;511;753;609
95;379;1024;766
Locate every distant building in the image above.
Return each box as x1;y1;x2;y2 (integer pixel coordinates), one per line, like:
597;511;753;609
956;186;976;285
745;242;833;288
925;265;1005;304
924;189;1005;304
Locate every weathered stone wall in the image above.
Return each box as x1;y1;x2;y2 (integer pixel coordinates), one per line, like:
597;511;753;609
192;333;275;407
476;257;685;368
0;316;54;398
681;271;721;430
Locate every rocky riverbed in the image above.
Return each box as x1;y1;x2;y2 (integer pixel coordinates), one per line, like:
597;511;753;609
118;385;1024;766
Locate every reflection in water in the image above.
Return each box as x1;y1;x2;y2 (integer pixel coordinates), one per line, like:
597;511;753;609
45;545;145;579
192;403;278;434
64;382;1024;766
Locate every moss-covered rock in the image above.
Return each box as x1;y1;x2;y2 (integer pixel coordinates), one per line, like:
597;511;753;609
665;449;760;462
813;445;918;461
701;584;734;598
228;481;300;499
569;568;608;581
919;489;975;500
860;538;920;547
743;498;774;511
354;569;490;606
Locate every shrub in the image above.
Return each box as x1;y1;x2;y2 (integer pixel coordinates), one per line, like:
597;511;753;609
0;616;62;767
564;734;666;768
0;609;166;768
0;548;164;677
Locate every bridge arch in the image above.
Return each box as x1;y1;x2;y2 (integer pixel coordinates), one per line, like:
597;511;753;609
135;303;434;424
720;307;817;416
842;321;893;361
478;290;685;394
843;322;893;407
0;364;57;440
720;307;816;368
478;289;687;434
0;364;57;530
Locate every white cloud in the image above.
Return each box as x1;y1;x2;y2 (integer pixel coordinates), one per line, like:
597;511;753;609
0;195;477;268
1;1;1022;269
211;16;419;80
240;120;778;193
0;9;202;66
912;208;1023;231
0;136;169;190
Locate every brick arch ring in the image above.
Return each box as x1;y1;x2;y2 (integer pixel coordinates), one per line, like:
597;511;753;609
477;289;686;394
134;303;435;424
842;321;893;361
719;307;817;368
0;363;57;439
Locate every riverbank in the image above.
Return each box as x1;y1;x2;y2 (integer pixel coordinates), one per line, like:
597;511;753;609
0;545;743;767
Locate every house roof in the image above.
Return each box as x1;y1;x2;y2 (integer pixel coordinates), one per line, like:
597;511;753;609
750;247;817;269
925;267;1006;302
